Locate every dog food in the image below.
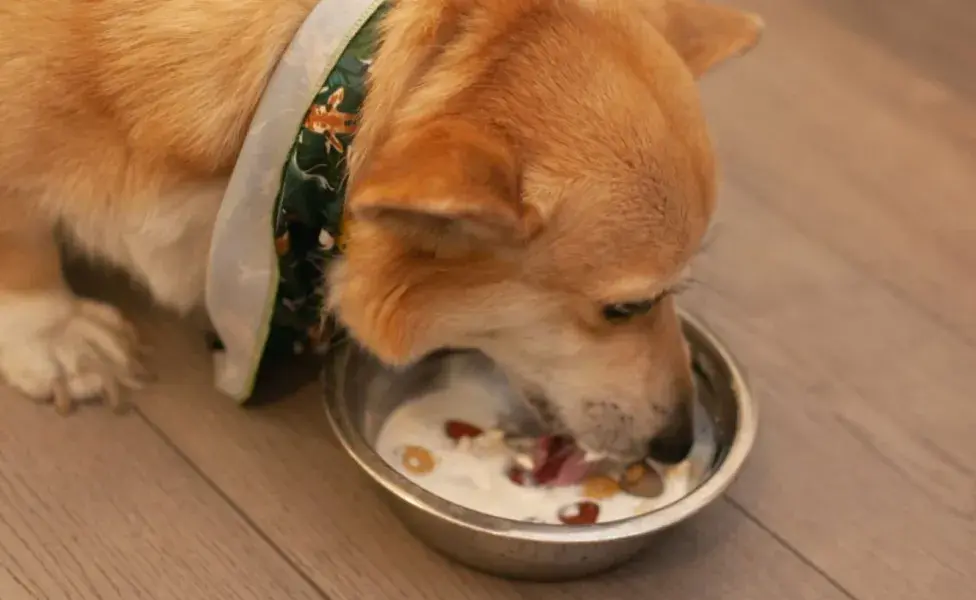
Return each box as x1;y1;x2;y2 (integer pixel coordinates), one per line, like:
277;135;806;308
376;373;714;525
400;445;437;475
580;476;621;500
558;501;601;525
619;462;665;498
444;419;484;440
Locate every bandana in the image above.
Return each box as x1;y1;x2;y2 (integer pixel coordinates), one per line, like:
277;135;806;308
206;0;387;401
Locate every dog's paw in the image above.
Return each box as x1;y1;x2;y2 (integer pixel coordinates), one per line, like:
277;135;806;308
0;295;150;414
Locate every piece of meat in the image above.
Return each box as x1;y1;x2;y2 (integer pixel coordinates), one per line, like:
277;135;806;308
444;419;484;440
558;501;601;525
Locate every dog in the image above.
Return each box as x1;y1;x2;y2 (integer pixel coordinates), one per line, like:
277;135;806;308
0;0;761;463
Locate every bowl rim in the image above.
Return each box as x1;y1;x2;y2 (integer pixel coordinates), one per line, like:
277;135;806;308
324;309;758;544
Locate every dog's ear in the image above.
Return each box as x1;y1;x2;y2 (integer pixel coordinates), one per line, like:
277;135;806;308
347;117;541;248
654;0;764;77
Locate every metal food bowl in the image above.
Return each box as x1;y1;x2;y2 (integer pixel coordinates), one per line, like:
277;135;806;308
323;312;757;581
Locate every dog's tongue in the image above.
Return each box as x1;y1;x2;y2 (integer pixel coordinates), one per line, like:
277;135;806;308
551;447;592;486
531;436;592;486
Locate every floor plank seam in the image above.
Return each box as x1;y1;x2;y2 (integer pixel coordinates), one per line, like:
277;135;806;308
0;563;42;600
132;409;335;600
832;413;976;521
724;171;976;354
721;496;861;600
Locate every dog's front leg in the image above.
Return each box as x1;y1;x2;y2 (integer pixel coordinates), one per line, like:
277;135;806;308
0;218;146;414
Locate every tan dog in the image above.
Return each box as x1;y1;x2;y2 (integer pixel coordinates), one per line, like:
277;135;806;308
0;0;761;462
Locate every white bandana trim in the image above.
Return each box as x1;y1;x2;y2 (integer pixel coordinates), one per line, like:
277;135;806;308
205;0;385;401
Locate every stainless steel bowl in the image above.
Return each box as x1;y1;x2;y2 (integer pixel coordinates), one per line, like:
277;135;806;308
323;312;757;581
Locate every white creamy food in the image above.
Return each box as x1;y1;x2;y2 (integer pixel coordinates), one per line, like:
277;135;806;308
375;370;716;525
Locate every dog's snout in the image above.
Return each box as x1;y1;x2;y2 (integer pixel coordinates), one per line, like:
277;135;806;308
647;397;694;464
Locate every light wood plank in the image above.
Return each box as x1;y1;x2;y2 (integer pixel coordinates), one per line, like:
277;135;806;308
0;388;325;600
703;0;976;344
806;0;976;101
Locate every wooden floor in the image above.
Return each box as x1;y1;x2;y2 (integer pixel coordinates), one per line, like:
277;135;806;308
2;0;974;598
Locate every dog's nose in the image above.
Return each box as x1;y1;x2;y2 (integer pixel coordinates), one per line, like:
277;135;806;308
647;401;694;464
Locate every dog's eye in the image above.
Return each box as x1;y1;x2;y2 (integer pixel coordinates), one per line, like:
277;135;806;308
602;300;658;322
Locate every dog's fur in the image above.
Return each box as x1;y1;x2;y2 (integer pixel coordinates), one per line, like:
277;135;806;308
0;0;761;460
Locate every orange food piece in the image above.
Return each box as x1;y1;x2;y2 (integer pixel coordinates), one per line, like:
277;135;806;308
581;475;620;500
623;463;646;485
401;445;436;475
620;464;664;498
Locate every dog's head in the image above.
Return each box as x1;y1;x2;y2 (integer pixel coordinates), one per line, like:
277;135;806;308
329;0;762;462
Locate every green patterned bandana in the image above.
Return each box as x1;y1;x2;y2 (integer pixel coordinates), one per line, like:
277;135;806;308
206;0;386;401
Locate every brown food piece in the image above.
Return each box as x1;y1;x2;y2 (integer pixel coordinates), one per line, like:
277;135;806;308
558;501;601;525
623;462;647;485
401;445;436;475
444;419;484;441
581;475;620;500
619;462;664;498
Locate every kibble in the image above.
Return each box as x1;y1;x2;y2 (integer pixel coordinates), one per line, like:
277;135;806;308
619;462;664;498
401;445;436;475
558;501;601;525
581;475;621;500
444;419;484;441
